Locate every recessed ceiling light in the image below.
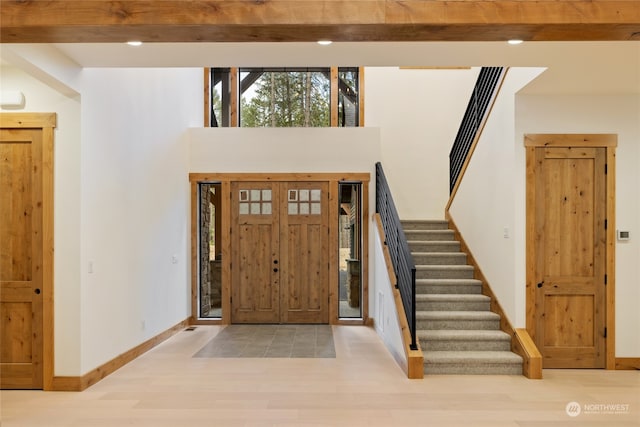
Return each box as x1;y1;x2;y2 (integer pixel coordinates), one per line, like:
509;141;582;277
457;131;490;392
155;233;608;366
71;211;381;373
508;39;524;45
317;40;332;46
127;41;143;47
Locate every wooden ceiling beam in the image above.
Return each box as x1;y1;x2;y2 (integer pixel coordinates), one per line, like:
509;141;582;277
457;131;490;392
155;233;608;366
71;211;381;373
1;1;639;43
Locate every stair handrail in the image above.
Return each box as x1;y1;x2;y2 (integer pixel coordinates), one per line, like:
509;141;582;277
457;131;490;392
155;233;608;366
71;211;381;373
375;162;418;350
449;67;506;194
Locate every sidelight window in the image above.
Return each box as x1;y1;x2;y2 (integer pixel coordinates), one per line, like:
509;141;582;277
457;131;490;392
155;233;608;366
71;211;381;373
338;182;362;318
198;183;222;319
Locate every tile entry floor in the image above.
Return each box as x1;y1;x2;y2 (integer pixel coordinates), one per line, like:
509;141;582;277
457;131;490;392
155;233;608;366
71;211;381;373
193;324;336;358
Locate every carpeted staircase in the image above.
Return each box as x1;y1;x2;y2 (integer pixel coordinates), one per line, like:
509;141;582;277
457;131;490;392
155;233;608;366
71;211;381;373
402;219;523;375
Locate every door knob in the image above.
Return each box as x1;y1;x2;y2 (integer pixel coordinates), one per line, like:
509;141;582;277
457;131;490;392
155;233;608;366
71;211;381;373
537;282;544;288
34;288;41;294
273;260;278;264
273;268;279;273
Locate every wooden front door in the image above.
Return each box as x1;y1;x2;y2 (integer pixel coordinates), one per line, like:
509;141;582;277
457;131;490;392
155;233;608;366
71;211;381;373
0;128;45;389
231;181;329;324
530;146;607;368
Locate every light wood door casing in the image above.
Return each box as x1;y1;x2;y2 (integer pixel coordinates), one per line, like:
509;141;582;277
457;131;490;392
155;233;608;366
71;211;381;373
231;182;280;323
532;146;606;368
0;129;44;389
280;182;329;324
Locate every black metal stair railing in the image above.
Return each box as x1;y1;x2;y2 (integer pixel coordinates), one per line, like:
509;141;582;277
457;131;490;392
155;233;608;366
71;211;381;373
449;67;506;193
375;162;418;350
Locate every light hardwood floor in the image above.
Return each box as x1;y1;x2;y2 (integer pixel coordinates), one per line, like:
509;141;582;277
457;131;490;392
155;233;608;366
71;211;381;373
1;325;638;426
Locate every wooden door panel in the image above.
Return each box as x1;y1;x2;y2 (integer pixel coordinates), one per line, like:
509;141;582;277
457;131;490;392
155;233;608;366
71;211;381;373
1;301;33;363
231;182;279;323
0;139;33;281
542;152;596;277
0;129;43;389
533;146;605;368
543;294;594;347
280;182;329;324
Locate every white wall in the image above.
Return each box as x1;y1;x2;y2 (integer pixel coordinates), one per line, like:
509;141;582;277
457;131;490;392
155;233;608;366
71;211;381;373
517;94;640;357
373;225;407;373
365;67;479;219
448;68;545;327
79;68;202;373
1;65;83;376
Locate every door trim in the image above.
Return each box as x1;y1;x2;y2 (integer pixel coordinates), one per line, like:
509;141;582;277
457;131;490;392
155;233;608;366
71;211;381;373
189;172;370;326
525;133;617;369
0;113;56;389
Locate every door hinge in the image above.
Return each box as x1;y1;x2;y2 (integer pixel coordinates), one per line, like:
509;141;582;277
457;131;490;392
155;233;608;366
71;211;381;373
604;219;608;230
604;327;607;338
604;274;607;285
605;164;608;175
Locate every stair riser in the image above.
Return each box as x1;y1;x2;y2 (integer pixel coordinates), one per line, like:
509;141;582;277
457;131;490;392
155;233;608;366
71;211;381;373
416;284;482;294
402;221;450;231
412;253;467;265
417;319;500;330
424;364;523;375
420;339;511;352
416;268;475;280
417;301;490;311
408;242;461;253
404;230;456;241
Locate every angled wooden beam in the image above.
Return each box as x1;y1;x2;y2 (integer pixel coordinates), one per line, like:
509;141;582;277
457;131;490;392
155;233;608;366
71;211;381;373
1;1;639;43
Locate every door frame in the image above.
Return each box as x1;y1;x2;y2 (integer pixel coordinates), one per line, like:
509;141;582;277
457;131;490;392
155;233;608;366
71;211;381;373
189;172;370;326
525;134;617;369
0;113;56;389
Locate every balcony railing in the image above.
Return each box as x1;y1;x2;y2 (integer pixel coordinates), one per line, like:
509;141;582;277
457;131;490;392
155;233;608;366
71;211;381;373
450;67;506;193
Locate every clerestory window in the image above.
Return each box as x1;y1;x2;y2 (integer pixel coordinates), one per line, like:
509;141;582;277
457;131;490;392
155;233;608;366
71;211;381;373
207;67;362;128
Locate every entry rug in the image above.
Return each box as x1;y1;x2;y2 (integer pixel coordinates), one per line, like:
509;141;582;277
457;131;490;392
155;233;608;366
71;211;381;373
193;324;336;358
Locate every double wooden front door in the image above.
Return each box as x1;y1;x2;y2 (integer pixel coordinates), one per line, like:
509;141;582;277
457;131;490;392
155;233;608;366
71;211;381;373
231;181;329;324
0;128;45;389
529;145;607;368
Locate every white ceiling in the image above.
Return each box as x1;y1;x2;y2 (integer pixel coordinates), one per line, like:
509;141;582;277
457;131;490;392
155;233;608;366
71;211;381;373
3;41;640;94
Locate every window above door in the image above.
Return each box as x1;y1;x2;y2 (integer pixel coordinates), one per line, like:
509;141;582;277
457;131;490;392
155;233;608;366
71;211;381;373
206;67;363;128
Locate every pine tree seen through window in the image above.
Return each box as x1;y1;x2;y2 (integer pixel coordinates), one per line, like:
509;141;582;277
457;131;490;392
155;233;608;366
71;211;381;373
241;69;330;127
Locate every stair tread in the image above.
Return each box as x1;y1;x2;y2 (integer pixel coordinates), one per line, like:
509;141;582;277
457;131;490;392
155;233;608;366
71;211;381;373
411;252;467;256
418;330;511;340
417;278;481;284
424;351;523;364
416;294;491;301
417;311;501;320
408;239;458;243
416;265;474;270
401;219;448;223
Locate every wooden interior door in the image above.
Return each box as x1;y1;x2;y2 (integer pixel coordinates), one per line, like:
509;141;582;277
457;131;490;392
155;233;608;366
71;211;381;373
231;182;280;323
231;181;329;324
0;128;44;389
532;146;606;368
280;182;329;323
